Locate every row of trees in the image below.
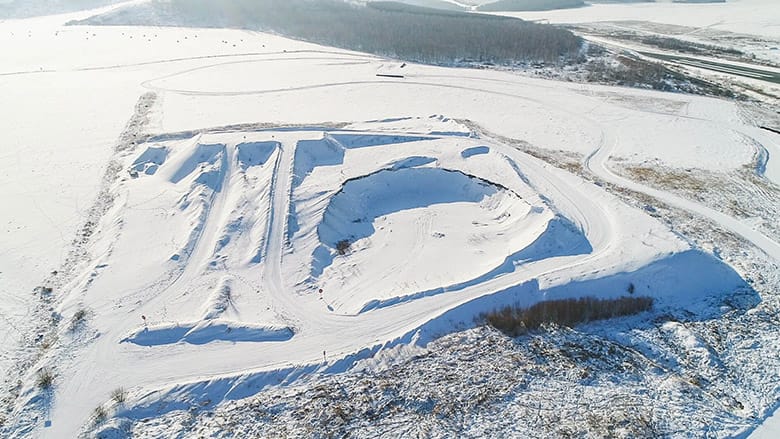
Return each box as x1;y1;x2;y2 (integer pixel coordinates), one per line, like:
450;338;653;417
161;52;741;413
0;0;122;19
82;0;583;65
483;296;654;337
476;0;585;12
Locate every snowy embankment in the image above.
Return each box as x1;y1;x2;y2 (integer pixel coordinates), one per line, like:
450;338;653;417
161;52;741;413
0;6;778;438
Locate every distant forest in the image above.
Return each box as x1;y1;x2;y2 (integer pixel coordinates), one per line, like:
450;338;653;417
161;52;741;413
476;0;585;12
0;0;122;18
76;0;583;65
391;0;466;11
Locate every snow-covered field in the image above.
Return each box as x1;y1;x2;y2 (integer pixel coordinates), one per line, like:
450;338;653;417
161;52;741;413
500;0;780;39
495;0;780;67
1;1;779;438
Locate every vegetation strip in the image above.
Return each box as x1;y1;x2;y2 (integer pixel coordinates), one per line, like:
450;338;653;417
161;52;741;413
483;295;654;336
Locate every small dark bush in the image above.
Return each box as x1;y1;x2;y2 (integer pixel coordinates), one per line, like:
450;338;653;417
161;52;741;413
483;296;653;336
336;239;351;255
92;405;108;425
34;286;53;296
70;308;88;331
111;387;128;404
36;368;54;390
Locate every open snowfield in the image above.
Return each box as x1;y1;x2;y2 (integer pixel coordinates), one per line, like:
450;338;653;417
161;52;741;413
494;0;780;67
1;1;779;437
499;0;780;39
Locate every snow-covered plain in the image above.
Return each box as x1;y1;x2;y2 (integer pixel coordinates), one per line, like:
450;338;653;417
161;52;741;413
0;2;779;438
499;0;780;39
494;0;780;67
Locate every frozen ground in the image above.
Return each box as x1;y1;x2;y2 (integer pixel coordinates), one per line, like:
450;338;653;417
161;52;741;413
0;2;779;438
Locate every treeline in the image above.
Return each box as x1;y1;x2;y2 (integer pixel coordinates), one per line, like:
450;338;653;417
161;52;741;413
483;296;654;337
0;0;122;19
77;0;582;65
639;35;743;57
476;0;585;12
391;0;466;11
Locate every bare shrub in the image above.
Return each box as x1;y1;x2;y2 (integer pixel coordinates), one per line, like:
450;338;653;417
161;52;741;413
69;308;88;331
111;387;128;404
92;405;108;425
36;368;54;390
483;296;654;336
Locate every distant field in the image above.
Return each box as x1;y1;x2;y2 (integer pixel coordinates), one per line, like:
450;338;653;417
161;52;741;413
488;0;779;39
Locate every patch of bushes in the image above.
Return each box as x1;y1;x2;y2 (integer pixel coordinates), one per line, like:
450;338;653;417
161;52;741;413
586;56;669;88
639;35;742;57
483;296;654;336
585;55;735;97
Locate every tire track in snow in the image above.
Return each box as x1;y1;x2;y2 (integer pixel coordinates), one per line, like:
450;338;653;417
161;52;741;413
263;137;304;331
0;49;376;77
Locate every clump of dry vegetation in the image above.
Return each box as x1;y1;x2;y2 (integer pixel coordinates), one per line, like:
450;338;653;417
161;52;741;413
92;405;108;426
111;387;128;404
69;308;89;331
483;296;654;336
626;166;708;193
36;369;55;390
336;239;351;255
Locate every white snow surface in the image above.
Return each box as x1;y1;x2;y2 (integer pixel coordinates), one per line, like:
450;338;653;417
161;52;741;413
497;0;780;39
0;3;778;438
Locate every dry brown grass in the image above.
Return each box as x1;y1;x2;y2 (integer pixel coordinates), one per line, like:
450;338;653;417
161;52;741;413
626;166;708;193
